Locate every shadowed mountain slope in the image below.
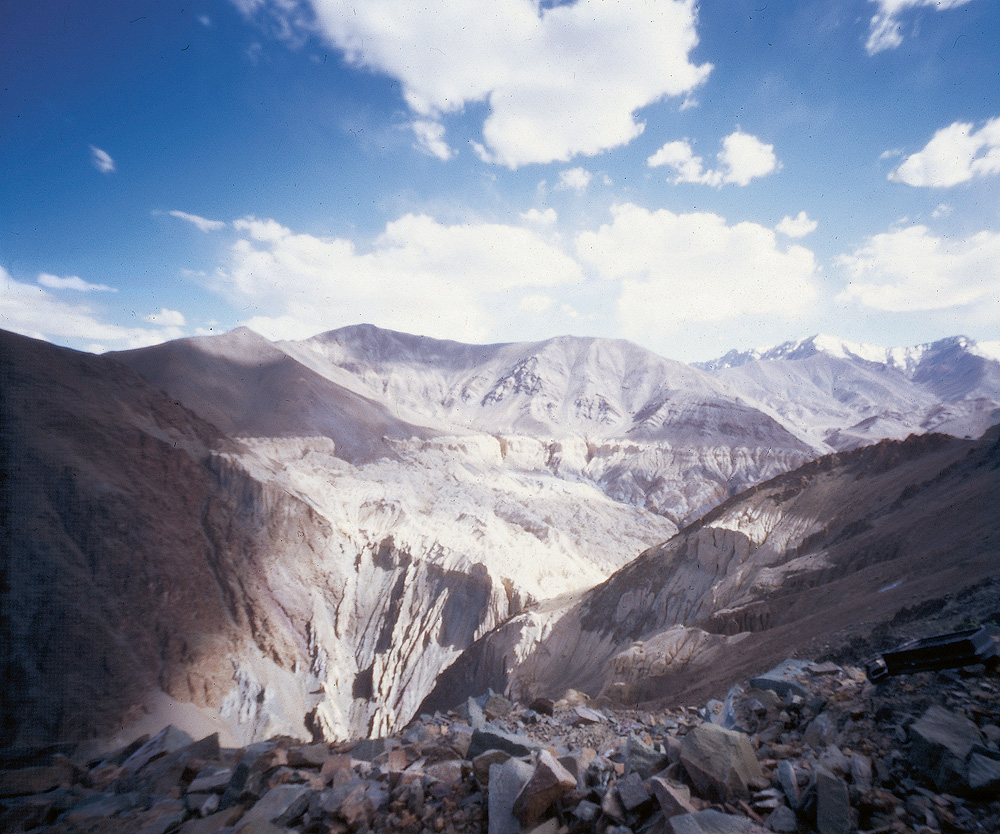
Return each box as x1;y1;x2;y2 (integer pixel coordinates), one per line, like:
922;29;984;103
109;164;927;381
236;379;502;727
422;426;1000;713
113;327;433;464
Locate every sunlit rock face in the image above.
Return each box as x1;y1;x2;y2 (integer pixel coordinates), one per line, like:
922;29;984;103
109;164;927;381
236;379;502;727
423;427;1000;715
7;324;1000;748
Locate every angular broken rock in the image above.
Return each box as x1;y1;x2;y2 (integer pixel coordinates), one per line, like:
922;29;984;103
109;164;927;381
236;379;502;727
649;774;698;817
235;784;310;831
120;725;195;775
626;733;669;778
467;727;541;760
908;705;984;793
967;750;1000;797
616;771;651;811
680;722;763;802
513;750;577;827
489;758;534;834
668;808;770;834
749;660;809;700
815;766;851;834
572;705;606;725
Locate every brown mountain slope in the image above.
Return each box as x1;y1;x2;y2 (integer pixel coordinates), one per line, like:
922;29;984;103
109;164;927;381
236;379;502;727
423;426;1000;712
0;330;330;747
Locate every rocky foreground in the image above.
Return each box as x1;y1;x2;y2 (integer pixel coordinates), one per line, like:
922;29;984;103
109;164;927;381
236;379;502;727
2;657;999;834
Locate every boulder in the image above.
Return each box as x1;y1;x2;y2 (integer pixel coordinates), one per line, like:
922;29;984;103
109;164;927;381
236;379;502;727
513;750;577;826
815;766;851;834
680;723;763;801
488;758;533;834
235;784;310;831
649;775;698;817
626;734;669;778
467;727;541;760
749;660;810;700
908;705;984;792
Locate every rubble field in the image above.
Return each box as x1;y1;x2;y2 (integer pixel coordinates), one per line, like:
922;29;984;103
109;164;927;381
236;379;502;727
2;653;998;834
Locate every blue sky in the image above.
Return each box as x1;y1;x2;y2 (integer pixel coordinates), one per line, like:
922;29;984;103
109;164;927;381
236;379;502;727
3;0;999;361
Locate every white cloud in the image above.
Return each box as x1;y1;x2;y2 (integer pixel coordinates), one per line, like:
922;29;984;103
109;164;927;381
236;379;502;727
556;167;593;193
90;145;115;174
836;224;1000;312
576;203;818;338
0;265;182;350
519;294;555;314
866;0;976;55
218;213;584;342
198;14;212;27
146;308;187;327
775;211;818;238
37;273;117;292
169;210;227;232
240;0;711;167
647;130;779;187
520;207;558;226
889;117;1000;187
932;203;954;218
411;120;455;161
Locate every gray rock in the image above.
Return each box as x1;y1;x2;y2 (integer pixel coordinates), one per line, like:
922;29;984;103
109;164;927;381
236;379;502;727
464;697;487;730
121;725;195;774
178;804;245;834
909;705;984;792
572;799;601;823
513;750;577;827
573;705;607;725
765;804;797;833
136;799;188;834
473;749;512;784
467;727;541;760
350;738;387;762
649;775;697;817
235;784;310;831
188;767;233;794
627;734;669;779
668;808;768;834
680;723;763;802
775;760;800;809
488;758;533;834
616;771;651;811
815;766;851;834
967;751;1000;796
749;660;810;700
65;792;143;823
803;712;838;748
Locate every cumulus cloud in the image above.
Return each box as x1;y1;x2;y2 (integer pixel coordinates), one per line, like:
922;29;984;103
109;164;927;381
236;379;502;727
576;203;818;337
866;0;976;55
647;130;779;187
238;0;711;167
90;145;115;174
556;167;593;193
775;211;818;238
411;120;455;161
218;213;584;342
146;308;187;327
836;224;1000;312
520;207;558;226
169;210;227;232
889;118;1000;187
0;266;183;349
37;273;116;292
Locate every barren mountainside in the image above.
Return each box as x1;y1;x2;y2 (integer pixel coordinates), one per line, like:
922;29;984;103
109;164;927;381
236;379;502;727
3;324;1000;754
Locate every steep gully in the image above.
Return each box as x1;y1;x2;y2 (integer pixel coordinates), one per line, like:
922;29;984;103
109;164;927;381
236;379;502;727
4;326;1000;749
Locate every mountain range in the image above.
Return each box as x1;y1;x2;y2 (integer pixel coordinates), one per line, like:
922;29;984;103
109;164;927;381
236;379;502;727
3;324;999;749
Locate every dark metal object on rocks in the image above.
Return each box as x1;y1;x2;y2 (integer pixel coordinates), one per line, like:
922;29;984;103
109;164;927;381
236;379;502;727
865;625;1000;681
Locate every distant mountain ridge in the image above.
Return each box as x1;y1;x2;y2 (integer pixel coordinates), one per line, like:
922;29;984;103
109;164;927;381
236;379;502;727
695;333;1000;451
5;323;1000;749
